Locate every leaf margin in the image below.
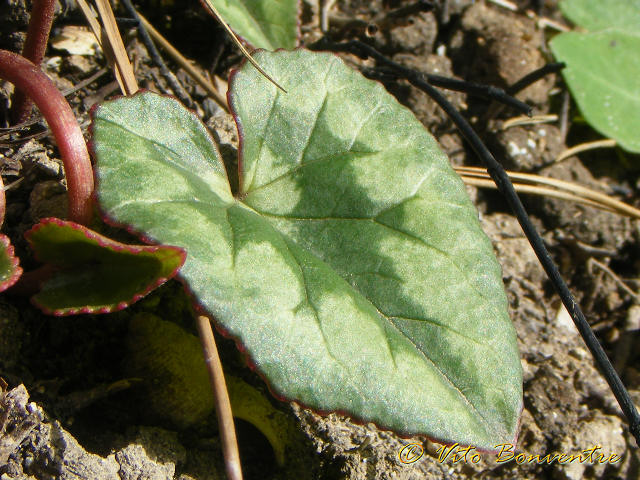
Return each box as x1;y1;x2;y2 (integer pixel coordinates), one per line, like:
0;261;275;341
25;217;186;316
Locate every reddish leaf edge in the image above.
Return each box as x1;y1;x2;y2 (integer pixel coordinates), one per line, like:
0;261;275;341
190;288;521;455
24;217;186;316
0;234;23;292
90;87;521;453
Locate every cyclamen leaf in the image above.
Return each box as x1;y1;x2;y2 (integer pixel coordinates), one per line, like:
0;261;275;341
26;218;186;315
206;0;298;50
0;234;22;292
559;0;640;32
551;0;640;153
92;50;522;449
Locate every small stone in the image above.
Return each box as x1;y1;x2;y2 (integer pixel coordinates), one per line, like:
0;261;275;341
63;55;95;75
116;444;175;480
556;414;625;480
51;26;99;56
624;305;640;332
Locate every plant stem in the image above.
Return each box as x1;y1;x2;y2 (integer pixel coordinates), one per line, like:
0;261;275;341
195;315;243;480
0;174;5;228
11;0;56;124
0;50;94;225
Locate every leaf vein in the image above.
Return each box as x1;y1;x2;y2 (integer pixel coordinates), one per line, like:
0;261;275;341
246;88;280;193
386;317;496;436
244;150;379;196
97;118;228;199
371;218;489;303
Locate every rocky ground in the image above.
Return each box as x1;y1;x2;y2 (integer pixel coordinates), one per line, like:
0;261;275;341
1;0;640;479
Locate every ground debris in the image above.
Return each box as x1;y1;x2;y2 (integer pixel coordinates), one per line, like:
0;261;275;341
0;385;184;480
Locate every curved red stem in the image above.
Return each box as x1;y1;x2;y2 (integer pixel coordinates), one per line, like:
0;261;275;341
11;0;57;124
0;175;5;228
0;50;94;225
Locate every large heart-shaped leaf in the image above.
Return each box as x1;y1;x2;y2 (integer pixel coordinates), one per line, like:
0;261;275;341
205;0;298;50
92;50;522;449
26;218;186;315
550;0;640;152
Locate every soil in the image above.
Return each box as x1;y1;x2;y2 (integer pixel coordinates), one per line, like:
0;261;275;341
2;0;640;479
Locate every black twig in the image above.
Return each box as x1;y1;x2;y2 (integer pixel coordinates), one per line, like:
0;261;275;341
313;39;531;115
422;74;532;115
120;0;194;108
310;38;640;447
507;62;565;95
115;17;139;26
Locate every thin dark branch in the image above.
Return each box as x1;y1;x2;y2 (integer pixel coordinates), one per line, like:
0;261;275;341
115;17;140;26
120;0;195;108
312;39;531;115
61;68;109;97
310;38;640;447
507;62;565;95
421;74;532;115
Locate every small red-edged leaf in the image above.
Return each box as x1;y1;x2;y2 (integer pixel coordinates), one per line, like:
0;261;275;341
0;234;22;291
25;218;186;315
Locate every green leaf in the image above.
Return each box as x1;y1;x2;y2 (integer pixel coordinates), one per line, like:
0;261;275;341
551;31;640;152
92;50;522;449
559;0;640;31
0;234;22;292
26;218;186;315
551;0;640;153
206;0;298;50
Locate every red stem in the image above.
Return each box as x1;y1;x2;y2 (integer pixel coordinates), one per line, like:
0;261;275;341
11;0;56;124
0;175;5;227
0;50;94;225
